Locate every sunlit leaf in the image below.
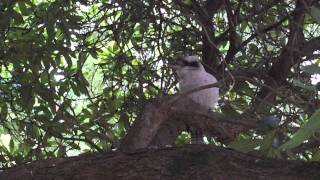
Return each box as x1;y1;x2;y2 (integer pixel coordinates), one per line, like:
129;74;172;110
68;142;80;150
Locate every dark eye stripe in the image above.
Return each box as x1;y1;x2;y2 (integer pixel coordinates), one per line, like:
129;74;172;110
176;57;200;68
187;61;199;67
181;60;199;68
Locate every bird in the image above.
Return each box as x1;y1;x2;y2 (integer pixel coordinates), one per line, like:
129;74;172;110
170;55;219;144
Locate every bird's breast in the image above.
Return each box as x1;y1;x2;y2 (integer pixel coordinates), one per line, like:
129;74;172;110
178;72;219;109
179;73;216;90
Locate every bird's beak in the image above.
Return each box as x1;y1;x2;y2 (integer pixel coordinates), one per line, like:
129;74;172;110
168;61;179;69
168;64;179;69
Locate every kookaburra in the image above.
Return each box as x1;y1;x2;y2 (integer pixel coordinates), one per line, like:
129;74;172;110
171;55;219;144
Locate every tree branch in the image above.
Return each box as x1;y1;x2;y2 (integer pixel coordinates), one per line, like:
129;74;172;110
252;0;313;113
2;145;320;180
119;94;257;152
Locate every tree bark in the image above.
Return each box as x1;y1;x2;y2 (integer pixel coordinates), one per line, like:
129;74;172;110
2;145;320;180
119;96;256;152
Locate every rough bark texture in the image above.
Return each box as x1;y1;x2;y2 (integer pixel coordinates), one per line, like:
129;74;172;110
119;96;256;152
2;145;320;180
119;98;172;152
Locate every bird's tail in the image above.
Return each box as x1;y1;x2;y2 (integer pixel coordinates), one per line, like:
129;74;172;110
190;129;204;144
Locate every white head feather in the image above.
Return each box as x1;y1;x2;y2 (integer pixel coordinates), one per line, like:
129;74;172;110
171;55;219;109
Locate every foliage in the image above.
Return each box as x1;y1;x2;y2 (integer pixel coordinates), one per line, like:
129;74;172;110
0;0;320;168
280;109;320;150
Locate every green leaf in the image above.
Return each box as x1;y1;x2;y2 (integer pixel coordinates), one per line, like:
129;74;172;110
279;109;320;150
57;146;66;157
0;104;8;120
248;43;259;55
84;131;101;140
9;139;14;153
21;143;31;155
18;2;31;16
78;52;87;68
310;6;320;24
181;0;192;6
312;150;320;161
301;64;320;74
68;142;80;150
228;136;261;153
220;103;240;118
240;20;248;31
260;131;276;153
53;123;70;134
97;140;110;150
62;53;73;68
70;81;81;96
175;132;190;146
75;72;89;94
32;125;40;139
12;10;24;24
292;79;316;91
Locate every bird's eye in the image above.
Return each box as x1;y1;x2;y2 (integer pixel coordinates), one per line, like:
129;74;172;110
175;57;200;68
181;60;189;66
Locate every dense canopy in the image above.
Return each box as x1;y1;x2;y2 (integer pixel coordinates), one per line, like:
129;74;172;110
1;0;320;169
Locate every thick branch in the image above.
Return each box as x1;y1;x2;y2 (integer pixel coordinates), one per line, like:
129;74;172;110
196;0;224;71
224;0;239;64
2;145;320;180
119;95;256;152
